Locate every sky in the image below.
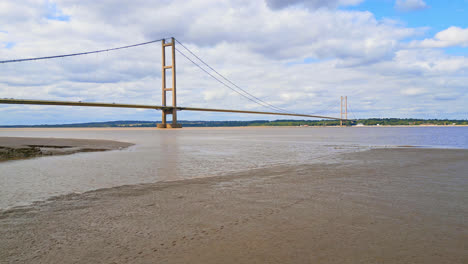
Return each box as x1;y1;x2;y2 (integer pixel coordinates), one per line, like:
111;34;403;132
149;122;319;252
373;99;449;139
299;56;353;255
0;0;467;125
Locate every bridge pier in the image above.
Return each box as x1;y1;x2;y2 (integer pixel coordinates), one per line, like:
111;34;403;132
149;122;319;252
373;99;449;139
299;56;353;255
158;37;182;128
157;109;182;128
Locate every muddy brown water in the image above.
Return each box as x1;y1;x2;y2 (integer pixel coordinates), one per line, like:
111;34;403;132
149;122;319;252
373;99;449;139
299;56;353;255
0;126;466;209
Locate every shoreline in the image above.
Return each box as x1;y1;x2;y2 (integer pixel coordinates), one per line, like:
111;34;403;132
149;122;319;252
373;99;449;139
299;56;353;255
0;125;467;132
1;148;467;263
0;144;460;212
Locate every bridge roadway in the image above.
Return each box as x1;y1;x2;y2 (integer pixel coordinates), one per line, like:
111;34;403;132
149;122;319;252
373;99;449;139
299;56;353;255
0;98;344;121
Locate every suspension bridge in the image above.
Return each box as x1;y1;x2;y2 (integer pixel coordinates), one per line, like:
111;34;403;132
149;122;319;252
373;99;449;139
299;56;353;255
0;37;350;128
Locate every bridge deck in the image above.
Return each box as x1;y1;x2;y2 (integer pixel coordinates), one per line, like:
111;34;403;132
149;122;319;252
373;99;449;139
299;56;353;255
0;99;344;120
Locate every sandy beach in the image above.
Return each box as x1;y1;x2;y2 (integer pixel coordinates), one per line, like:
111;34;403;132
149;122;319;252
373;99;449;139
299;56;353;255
1;147;467;263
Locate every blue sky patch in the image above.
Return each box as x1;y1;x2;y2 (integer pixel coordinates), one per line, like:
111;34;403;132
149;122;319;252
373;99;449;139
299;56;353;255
344;0;467;38
443;47;468;56
45;2;70;21
286;57;322;66
4;42;16;49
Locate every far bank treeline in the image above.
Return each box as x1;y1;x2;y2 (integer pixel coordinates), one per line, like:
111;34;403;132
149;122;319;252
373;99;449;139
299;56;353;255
1;118;467;128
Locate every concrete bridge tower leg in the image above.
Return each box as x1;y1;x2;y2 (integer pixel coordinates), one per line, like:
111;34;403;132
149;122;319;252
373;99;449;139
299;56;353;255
340;96;347;127
157;37;182;128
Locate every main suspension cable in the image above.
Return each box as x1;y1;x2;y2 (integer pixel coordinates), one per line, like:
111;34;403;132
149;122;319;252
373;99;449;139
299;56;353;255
0;38;165;64
175;48;288;113
175;39;294;114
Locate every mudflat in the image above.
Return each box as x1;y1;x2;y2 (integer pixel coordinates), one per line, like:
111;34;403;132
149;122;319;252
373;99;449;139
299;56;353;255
0;148;467;263
0;137;133;161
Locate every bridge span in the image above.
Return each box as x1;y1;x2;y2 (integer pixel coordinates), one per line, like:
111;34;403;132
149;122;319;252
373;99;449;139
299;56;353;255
0;98;343;128
0;37;349;128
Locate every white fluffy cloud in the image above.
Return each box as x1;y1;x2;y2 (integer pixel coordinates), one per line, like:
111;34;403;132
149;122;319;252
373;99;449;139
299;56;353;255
0;0;466;124
395;0;428;12
410;27;468;48
265;0;363;9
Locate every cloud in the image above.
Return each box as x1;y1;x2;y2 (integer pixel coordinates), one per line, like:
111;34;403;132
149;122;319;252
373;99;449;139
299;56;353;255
265;0;363;10
0;1;43;24
432;93;461;101
400;87;427;96
0;0;466;124
203;89;229;101
395;0;428;12
409;26;468;48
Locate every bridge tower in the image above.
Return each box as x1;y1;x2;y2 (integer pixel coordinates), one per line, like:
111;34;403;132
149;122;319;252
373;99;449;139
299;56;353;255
340;96;347;127
157;37;182;128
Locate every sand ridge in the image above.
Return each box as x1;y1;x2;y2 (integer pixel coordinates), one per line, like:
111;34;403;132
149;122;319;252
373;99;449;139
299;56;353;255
0;137;133;162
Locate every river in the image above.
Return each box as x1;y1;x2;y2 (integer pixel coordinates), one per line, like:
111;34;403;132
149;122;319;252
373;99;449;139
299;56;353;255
0;126;466;209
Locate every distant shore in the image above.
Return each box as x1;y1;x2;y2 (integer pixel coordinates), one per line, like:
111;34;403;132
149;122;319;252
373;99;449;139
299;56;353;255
1;125;467;133
0;137;133;162
1;148;467;263
1;118;466;129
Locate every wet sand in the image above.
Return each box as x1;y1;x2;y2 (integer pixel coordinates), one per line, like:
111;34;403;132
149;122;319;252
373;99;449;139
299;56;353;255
0;137;133;162
0;148;467;263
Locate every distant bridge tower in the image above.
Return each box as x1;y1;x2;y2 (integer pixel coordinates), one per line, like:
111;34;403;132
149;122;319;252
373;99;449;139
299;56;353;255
157;37;182;128
340;96;347;127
